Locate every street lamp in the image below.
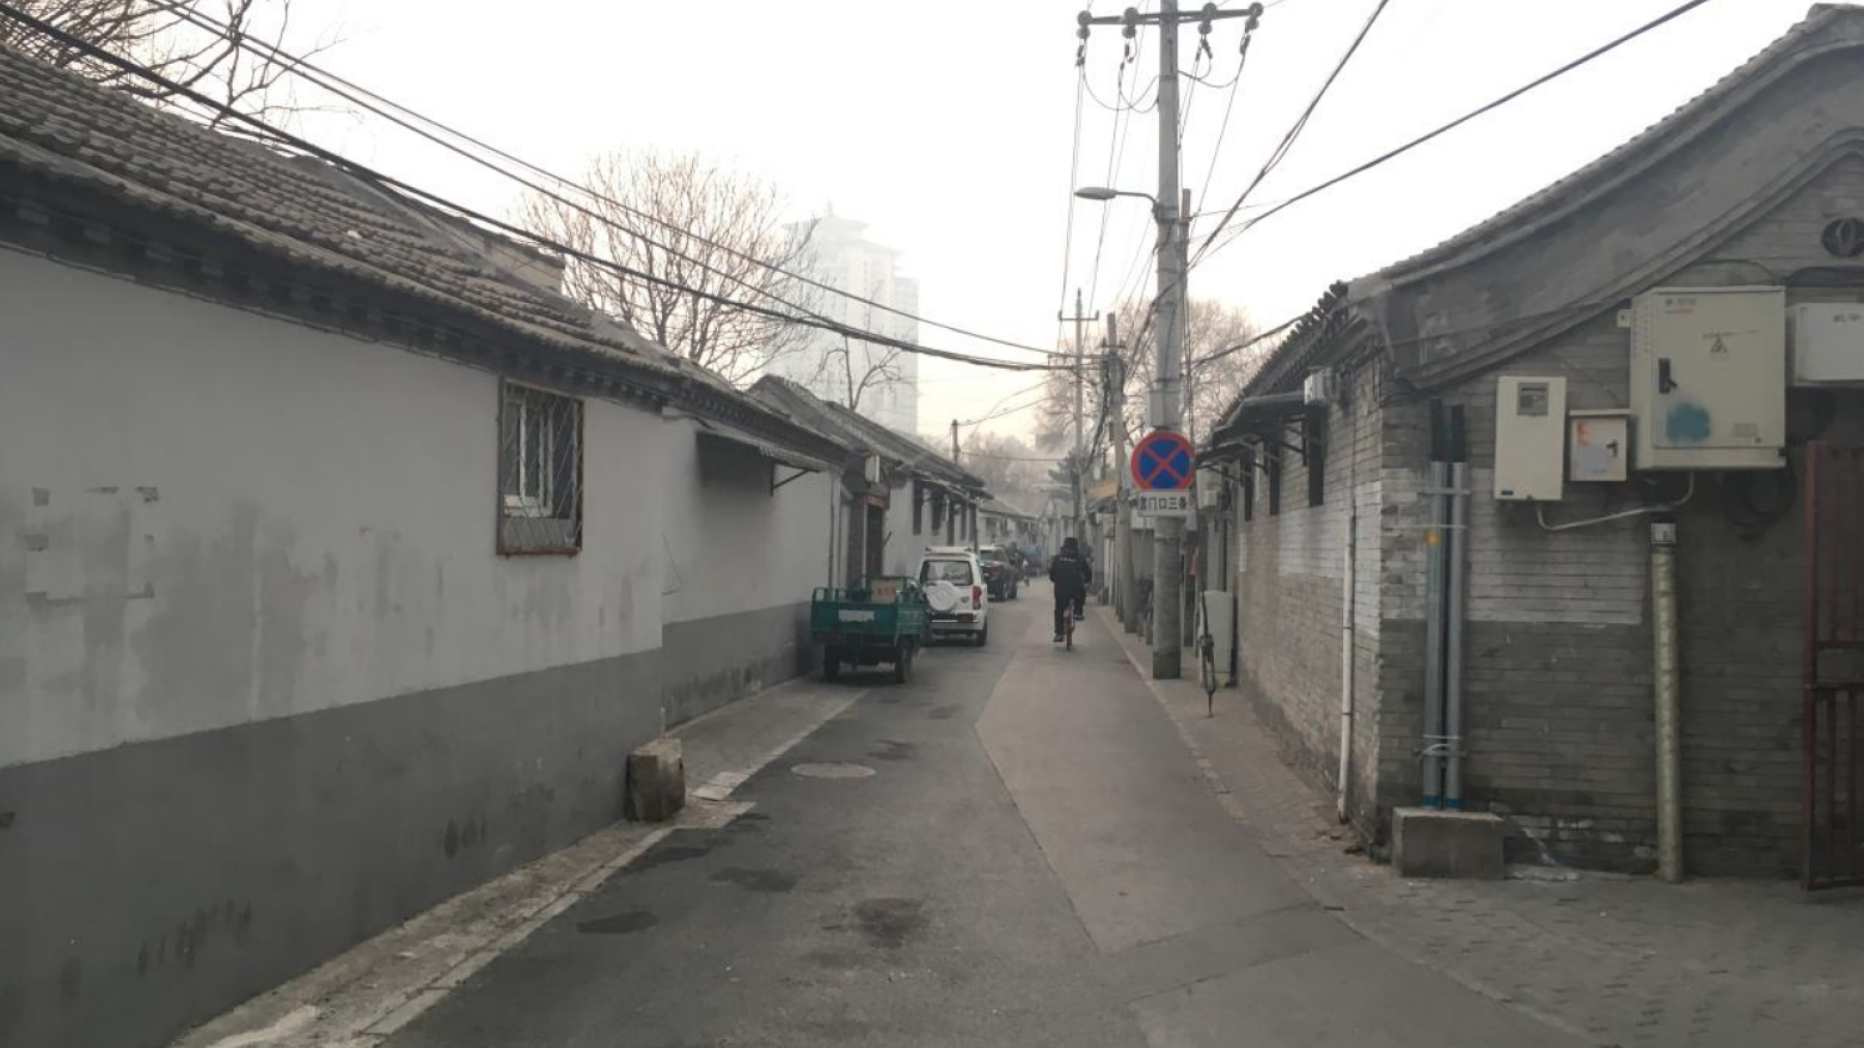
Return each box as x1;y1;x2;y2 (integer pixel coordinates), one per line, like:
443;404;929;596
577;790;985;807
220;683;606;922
1075;186;1164;215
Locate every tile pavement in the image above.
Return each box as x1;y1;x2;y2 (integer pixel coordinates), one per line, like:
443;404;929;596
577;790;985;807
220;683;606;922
1105;611;1864;1048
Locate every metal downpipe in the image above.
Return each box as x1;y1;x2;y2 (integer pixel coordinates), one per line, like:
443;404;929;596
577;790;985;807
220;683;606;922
1652;519;1684;882
1422;459;1448;808
1338;504;1357;822
1445;460;1469;810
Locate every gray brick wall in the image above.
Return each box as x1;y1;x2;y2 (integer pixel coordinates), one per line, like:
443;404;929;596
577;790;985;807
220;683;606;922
1234;362;1388;831
1240;154;1864;875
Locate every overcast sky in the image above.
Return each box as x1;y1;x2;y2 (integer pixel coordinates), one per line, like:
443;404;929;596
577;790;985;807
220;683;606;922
288;0;1809;443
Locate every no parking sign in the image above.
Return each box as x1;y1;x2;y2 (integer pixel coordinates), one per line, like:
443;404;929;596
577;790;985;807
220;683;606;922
1131;431;1194;516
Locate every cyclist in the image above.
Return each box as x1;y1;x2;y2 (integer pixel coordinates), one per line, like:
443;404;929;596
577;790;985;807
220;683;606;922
1049;536;1091;643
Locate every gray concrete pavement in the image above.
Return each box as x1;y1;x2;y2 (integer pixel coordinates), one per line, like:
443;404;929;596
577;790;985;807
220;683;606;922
382;587;1587;1048
1112;608;1864;1048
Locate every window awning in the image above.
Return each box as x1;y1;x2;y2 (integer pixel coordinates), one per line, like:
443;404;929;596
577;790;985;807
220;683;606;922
695;418;841;474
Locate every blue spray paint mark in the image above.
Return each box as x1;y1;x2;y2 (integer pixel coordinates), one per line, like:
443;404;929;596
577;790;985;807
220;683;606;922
1665;402;1712;444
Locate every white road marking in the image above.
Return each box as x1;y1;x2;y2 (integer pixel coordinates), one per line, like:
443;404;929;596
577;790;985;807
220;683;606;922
198;1005;319;1048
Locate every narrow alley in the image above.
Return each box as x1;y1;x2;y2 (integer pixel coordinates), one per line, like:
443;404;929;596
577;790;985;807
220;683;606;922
13;6;1864;1048
172;589;1860;1048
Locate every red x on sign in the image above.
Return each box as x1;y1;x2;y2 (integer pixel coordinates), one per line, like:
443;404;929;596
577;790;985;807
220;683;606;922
1131;430;1196;491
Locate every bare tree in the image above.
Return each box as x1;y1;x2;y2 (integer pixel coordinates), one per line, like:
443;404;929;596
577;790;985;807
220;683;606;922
1039;297;1262;452
961;431;1047;495
819;335;904;414
2;0;336;123
805;277;905;413
517;150;816;386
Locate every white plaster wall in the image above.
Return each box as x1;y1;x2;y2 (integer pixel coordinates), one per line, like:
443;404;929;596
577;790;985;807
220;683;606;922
882;478;921;577
659;417;840;624
0;251;665;769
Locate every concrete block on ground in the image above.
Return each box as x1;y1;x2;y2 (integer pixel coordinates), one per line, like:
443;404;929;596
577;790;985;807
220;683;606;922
627;738;685;822
1391;807;1504;879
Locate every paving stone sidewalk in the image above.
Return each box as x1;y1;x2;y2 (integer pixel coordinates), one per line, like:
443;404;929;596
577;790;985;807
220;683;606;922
1104;611;1864;1048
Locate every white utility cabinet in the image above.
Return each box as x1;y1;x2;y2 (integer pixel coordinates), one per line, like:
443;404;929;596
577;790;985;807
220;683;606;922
1792;302;1864;384
1494;375;1567;501
1630;286;1784;470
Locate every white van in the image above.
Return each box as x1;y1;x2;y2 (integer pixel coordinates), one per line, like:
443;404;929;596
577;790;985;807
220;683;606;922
917;546;989;646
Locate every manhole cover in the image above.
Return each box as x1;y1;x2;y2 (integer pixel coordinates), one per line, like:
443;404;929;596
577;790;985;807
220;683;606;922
790;762;876;780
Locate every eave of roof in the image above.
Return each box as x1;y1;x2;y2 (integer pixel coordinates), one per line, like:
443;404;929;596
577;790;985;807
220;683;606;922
1374;4;1861;289
1220;4;1864;405
0;45;847;466
751;376;988;493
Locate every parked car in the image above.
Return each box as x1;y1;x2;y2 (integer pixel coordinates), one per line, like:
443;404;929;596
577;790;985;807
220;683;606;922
918;546;989;646
977;545;1019;601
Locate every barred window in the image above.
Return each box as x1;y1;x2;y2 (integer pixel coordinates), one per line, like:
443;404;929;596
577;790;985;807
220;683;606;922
499;381;582;554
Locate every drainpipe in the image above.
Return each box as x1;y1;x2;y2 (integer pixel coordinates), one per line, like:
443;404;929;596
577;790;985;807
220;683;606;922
827;481;840;589
1337;501;1356;822
1445;407;1469;810
1421;406;1449;807
1651;515;1683;882
1445;458;1469;810
1336;384;1359;822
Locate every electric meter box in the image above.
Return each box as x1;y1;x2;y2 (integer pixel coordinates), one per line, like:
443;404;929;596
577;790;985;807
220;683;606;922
1494;375;1567;501
1630;286;1785;470
1569;409;1631;483
1791;302;1864;384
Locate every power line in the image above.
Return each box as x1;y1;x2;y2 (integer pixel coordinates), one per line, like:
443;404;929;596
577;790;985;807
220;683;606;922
960;377;1058;427
1192;12;1259;211
1199;0;1722;259
1058;73;1086;324
1086;36;1143;309
961;451;1072;463
1109;0;1717;360
1193;0;1393;265
0;2;1077;377
144;5;1060;360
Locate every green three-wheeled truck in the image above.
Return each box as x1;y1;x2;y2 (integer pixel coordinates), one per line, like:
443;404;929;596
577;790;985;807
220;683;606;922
810;575;930;684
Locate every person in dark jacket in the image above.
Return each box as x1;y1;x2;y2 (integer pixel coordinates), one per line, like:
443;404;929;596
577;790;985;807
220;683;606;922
1049;536;1091;641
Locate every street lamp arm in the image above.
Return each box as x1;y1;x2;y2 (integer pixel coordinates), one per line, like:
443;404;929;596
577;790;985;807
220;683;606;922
1074;185;1153;204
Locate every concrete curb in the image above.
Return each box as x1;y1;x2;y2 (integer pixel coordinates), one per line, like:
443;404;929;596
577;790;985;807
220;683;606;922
169;679;865;1048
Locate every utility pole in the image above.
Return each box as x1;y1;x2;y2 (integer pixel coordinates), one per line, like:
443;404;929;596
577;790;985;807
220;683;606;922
1078;1;1254;677
1105;315;1136;633
1058;288;1099;542
1150;0;1188;679
950;418;960;463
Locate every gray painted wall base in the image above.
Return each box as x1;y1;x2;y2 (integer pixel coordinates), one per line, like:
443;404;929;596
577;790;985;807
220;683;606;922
0;649;661;1048
661;602;814;727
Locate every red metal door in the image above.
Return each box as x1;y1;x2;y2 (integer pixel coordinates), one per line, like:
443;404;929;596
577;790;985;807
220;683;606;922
1803;443;1864;889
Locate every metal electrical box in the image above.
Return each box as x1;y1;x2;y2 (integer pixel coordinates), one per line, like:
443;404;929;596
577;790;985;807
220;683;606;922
1569;409;1630;483
1792;302;1864;384
1303;368;1340;406
1494;376;1567;501
1630;286;1785;470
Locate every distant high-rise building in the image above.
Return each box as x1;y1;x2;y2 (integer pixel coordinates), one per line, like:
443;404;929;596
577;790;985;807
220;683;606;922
769;211;919;435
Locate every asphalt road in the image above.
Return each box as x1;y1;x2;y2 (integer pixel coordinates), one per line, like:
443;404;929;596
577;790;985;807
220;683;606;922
387;586;1586;1048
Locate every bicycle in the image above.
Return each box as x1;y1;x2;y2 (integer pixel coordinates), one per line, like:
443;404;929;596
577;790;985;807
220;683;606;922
1197;592;1217;717
1062;597;1077;651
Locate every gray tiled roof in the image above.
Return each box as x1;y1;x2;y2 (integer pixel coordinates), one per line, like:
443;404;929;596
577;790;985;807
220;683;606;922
752;376;988;493
0;43;849;452
1223;3;1864;413
1371;4;1858;286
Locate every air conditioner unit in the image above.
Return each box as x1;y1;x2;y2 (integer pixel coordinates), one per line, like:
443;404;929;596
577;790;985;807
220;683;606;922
1195;467;1222;508
1303;368;1340;406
